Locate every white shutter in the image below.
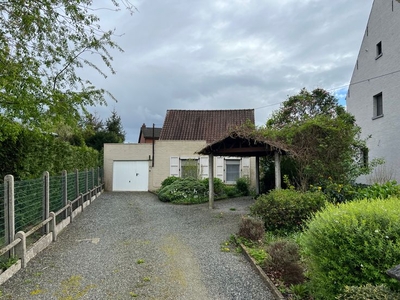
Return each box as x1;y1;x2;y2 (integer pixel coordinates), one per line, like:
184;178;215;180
241;157;250;178
170;156;179;177
200;156;209;179
216;157;224;181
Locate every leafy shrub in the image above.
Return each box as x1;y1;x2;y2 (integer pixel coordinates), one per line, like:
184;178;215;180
201;177;226;198
238;216;265;242
311;180;362;203
290;283;310;300
336;284;399;300
250;189;326;232
355;181;400;200
300;197;400;299
224;185;238;198
158;177;207;204
265;239;305;285
247;248;268;266
0;256;18;271
160;176;180;189
236;177;250;196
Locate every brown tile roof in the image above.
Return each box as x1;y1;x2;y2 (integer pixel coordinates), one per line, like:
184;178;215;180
159;109;255;143
142;127;162;139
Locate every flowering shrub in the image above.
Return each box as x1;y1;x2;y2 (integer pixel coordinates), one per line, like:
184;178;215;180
250;189;326;232
300;197;400;299
336;284;400;300
158;177;207;203
160;176;180;189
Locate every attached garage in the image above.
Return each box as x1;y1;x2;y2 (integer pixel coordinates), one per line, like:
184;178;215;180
112;161;149;191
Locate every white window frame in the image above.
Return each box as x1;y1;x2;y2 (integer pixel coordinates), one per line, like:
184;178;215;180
225;158;241;184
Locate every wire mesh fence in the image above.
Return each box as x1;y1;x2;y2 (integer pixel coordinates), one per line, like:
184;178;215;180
1;168;103;247
49;175;64;213
14;178;43;234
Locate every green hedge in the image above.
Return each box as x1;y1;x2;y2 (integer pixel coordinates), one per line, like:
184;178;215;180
300;197;400;299
0;124;99;181
250;189;326;232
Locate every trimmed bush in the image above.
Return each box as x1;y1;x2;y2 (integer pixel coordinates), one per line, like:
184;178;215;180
160;176;180;189
300;197;400;299
336;284;400;300
250;189;326;232
236;177;250;196
158;177;207;204
201;177;226;198
238;216;265;242
224;185;238;198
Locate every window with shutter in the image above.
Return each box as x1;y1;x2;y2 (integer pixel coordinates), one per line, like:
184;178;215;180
170;157;179;177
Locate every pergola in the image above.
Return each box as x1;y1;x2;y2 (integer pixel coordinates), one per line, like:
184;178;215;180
197;131;287;209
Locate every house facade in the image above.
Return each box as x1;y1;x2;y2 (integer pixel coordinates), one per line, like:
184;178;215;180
347;0;400;182
104;109;257;191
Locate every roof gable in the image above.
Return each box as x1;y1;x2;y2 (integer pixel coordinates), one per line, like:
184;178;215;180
159;109;255;143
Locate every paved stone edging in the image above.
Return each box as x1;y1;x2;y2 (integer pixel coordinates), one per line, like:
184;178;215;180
239;243;285;300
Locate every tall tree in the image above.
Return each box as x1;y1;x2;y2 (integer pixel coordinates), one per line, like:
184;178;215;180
0;1;134;140
85;109;125;151
106;109;125;143
263;88;368;189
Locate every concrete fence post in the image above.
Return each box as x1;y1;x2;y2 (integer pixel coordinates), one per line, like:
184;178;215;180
4;175;15;258
75;169;79;199
80;193;84;211
14;231;26;268
68;200;73;223
62;170;68;219
49;212;57;242
91;168;95;200
42;172;50;235
85;169;88;202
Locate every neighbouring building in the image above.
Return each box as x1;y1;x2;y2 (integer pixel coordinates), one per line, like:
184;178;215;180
347;0;400;183
104;109;257;191
138;123;161;143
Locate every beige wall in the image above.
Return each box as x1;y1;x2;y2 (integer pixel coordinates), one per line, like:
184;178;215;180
104;143;152;191
151;140;207;190
104;141;257;191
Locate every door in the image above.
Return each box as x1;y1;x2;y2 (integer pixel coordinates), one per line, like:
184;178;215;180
112;161;149;191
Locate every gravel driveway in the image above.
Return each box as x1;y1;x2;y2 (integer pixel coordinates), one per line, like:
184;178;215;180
1;192;273;299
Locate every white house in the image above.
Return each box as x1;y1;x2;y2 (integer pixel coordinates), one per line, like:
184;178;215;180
104;109;257;192
347;0;400;183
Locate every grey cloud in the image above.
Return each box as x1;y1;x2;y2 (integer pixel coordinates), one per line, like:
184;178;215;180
85;0;374;142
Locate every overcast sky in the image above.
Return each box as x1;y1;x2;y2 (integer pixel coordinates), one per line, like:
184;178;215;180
88;0;374;143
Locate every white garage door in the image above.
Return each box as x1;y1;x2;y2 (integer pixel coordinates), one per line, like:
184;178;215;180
112;161;149;191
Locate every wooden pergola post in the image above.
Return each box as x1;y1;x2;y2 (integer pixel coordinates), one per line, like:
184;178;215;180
274;151;281;189
208;154;214;209
255;156;260;195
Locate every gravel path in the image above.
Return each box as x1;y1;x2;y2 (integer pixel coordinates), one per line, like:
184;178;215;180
1;192;273;300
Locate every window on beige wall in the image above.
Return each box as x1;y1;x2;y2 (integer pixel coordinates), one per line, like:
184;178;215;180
180;159;198;178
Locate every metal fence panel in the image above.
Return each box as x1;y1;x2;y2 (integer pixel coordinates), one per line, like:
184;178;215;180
14;178;43;233
79;171;86;194
49;175;63;213
67;172;77;201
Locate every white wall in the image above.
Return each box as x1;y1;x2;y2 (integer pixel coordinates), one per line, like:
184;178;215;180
347;0;400;182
